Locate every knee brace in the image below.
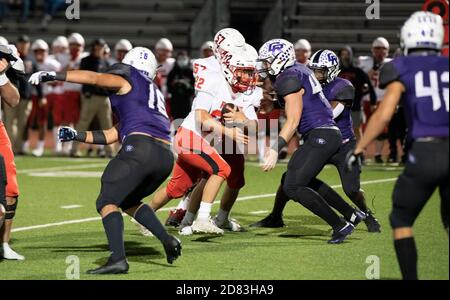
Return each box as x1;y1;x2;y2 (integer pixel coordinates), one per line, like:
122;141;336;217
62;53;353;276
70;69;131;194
5;197;18;220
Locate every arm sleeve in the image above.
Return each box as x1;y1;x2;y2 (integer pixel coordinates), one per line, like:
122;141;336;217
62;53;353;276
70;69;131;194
334;84;355;103
379;61;401;89
105;63;133;86
274;74;303;97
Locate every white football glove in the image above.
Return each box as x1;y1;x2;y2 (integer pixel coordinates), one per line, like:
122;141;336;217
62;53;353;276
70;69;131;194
28;71;57;85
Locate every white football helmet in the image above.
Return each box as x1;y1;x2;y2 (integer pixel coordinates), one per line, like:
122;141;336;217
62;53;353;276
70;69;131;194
401;11;444;55
122;47;158;80
213;28;246;64
0;36;9;46
31;39;49;51
308;49;340;85
115;39;133;52
52;36;69;49
221;43;259;94
258;39;296;76
68;33;85;46
155;38;173;51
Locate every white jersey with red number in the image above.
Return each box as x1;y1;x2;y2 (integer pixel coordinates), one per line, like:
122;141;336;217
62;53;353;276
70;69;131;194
49;53;70;95
180;56;261;139
157;57;175;98
34;57;62;96
358;56;392;102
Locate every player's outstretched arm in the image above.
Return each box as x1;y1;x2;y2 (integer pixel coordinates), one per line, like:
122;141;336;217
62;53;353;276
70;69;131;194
262;89;303;172
58;125;119;145
29;70;130;94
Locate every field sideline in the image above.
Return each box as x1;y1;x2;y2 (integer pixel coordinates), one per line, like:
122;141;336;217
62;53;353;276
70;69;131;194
0;156;448;280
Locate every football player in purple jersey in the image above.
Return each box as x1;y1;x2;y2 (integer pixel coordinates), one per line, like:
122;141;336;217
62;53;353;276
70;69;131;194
29;47;181;274
348;11;449;280
256;39;355;244
253;49;381;233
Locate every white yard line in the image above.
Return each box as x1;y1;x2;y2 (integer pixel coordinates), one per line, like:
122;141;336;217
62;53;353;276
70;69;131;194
249;210;270;215
60;205;84;209
11;177;397;233
18;163;107;174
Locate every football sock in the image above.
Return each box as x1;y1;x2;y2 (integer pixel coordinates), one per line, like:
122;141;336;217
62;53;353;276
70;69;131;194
271;184;289;219
310;179;355;220
351;190;369;213
134;204;169;241
197;202;212;220
216;208;229;225
101;212;126;262
293;187;343;229
181;211;195;226
394;237;418;280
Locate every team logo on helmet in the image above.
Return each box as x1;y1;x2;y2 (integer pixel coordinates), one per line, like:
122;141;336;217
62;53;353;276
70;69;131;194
268;41;285;54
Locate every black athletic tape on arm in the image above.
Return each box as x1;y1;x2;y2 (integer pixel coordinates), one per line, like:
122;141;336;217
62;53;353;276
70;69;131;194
92;131;108;145
55;72;67;81
74;132;87;142
271;136;288;153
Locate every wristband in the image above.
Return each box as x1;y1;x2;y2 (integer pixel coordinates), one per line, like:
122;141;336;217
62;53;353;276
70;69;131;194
55;72;67;81
271;136;287;153
75;131;87;142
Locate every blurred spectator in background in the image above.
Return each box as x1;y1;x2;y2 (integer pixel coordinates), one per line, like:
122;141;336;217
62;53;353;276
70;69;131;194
2;35;39;155
19;0;36;23
358;37;392;163
42;0;66;27
0;0;9;27
200;41;214;58
154;38;175;118
113;39;132;63
338;45;376;143
62;33;86;155
29;39;61;157
71;38;113;158
167;51;195;121
294;39;311;64
49;36;69;155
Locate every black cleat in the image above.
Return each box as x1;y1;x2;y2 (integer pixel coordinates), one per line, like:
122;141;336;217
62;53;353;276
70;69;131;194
250;213;285;228
163;235;182;264
87;257;129;275
328;222;354;244
347;209;366;228
364;211;381;233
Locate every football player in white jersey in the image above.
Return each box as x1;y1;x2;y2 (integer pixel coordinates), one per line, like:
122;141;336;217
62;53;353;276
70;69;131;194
154;38;176;101
146;28;258;235
358;37;392;163
50;36;70;154
165;43;262;235
29;39;61;157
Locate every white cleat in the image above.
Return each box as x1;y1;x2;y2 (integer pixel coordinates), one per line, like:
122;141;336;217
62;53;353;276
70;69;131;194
130;218;154;237
214;217;243;232
178;225;194;236
32;147;44;157
191;218;224;235
1;243;25;260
